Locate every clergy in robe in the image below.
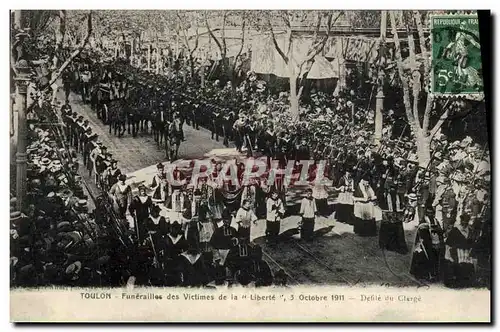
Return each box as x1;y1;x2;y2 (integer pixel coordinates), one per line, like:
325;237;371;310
250;245;273;287
379;211;408;255
198;199;215;252
150;163;169;204
335;170;355;225
129;184;153;244
299;189;317;241
164;221;188;264
109;174;131;220
352;175;378;237
234;199;258;241
210;218;237;250
265;191;285;240
146;205;169;263
179;246;209;287
210;217;237;268
443;214;476;288
226;237;253;277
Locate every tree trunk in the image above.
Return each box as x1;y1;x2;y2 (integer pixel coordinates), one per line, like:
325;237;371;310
147;45;151;71
287;60;300;119
200;64;205;88
374;10;387;147
415;132;431;167
155;49;160;75
289;77;299;120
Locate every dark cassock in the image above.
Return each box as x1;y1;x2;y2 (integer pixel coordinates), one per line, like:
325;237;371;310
443;215;476;288
226;239;253;276
250;246;273;287
335;171;355;225
210;219;237;251
409;213;444;281
440;186;458;234
164;221;188;267
179;248;209;287
379;211;408;254
255;181;268;219
106;161;121;189
384;164;399;213
129;185;153;244
146;206;169;254
352;177;378;237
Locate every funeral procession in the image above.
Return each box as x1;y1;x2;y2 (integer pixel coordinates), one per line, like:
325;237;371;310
9;10;490;290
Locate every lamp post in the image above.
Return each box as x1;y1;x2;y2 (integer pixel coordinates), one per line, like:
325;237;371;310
14;57;31;212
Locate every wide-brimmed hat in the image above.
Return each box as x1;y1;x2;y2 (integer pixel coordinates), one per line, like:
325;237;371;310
57;221;73;232
76;199;88;208
407;193;417;201
65;261;82;280
40;158;51;166
10;211;23;223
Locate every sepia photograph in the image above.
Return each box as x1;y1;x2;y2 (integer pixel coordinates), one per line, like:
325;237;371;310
9;8;491;322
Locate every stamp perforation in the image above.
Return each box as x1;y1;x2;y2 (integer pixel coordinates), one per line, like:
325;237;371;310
429;11;483;98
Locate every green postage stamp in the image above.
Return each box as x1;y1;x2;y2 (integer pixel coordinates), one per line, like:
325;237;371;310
430;13;483;95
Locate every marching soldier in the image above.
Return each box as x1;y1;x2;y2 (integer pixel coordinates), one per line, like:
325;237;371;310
103;159;122;190
61;101;73;140
79;119;91;152
211;106;222;142
82;127;97;166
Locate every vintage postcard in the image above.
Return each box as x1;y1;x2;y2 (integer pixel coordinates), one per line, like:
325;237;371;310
9;9;491;322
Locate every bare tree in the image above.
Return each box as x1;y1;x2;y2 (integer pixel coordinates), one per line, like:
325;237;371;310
265;10;342;119
390;10;452;166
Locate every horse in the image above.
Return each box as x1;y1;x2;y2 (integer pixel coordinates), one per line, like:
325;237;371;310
152;110;169;147
108;101;126;137
126;106;140;137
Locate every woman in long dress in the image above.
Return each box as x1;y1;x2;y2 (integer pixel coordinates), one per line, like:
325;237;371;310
352;175;378;237
335;170;355;225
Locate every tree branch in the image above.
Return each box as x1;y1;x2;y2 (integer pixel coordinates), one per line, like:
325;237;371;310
406;24;421;127
47;11;92;88
190;27;200;58
221;11;227;57
177;13;191;53
390;11;417;130
413;11;430;83
430;106;450;138
282;11;294;58
232;13;247;74
297;11;340;87
268;17;289;63
205;14;224;58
